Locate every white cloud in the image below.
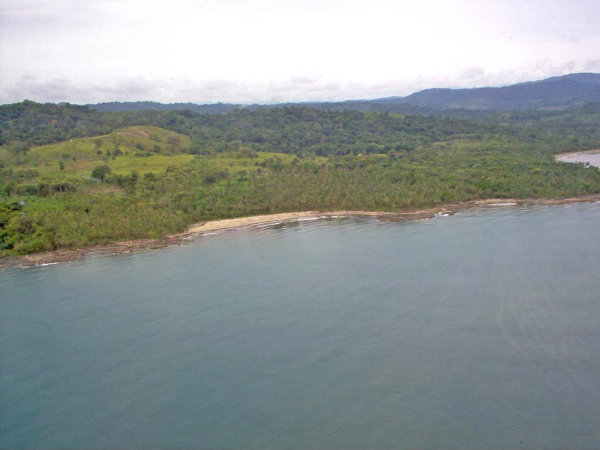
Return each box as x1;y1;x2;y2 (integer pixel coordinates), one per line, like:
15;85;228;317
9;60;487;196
1;0;598;103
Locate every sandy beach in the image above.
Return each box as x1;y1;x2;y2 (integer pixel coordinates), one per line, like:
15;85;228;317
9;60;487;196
183;195;600;235
185;210;411;234
2;194;599;269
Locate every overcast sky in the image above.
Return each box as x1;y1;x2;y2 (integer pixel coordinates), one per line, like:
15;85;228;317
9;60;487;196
1;0;599;104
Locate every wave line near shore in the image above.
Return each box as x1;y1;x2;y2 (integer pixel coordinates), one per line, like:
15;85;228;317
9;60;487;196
2;195;599;269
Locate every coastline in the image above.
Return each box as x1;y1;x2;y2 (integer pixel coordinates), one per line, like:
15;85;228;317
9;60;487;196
2;194;599;269
555;149;600;160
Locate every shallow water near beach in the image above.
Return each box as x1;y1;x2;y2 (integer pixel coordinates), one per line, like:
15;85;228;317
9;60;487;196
557;151;600;167
1;203;600;449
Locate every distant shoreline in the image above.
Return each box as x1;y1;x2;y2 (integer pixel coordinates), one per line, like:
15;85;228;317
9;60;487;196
555;149;600;160
2;195;599;269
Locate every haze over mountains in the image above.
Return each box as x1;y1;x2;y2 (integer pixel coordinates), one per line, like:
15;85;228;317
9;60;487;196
398;73;600;110
87;73;600;114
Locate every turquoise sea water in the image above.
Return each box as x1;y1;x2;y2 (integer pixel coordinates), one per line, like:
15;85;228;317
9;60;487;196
1;203;599;449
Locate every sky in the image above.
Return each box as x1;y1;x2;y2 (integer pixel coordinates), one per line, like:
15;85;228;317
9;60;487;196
1;0;599;104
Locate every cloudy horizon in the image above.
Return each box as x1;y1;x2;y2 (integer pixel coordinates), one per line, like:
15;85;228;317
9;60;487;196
1;0;599;105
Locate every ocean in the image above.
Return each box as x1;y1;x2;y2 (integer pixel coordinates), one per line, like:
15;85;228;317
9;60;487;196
1;203;599;449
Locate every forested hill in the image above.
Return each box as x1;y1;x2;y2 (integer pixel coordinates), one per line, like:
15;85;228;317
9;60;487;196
0;102;496;153
88;101;241;114
83;73;600;114
87;100;431;116
3;100;599;153
398;73;600;110
1;101;600;256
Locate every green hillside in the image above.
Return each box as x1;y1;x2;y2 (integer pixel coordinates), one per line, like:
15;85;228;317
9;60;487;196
0;126;194;186
1;103;599;257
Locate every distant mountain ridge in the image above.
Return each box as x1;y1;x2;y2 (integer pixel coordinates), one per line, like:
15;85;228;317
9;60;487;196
398;73;600;110
88;101;241;114
86;73;600;113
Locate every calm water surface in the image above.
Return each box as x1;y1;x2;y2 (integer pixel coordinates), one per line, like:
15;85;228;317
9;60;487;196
557;151;600;167
1;203;600;449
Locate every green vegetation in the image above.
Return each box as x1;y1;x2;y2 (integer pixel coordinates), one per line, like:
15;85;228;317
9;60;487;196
1;101;599;256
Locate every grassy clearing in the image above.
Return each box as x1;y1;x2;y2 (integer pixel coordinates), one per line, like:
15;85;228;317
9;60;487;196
110;154;195;175
28;125;191;161
2;129;329;197
10;126;194;181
